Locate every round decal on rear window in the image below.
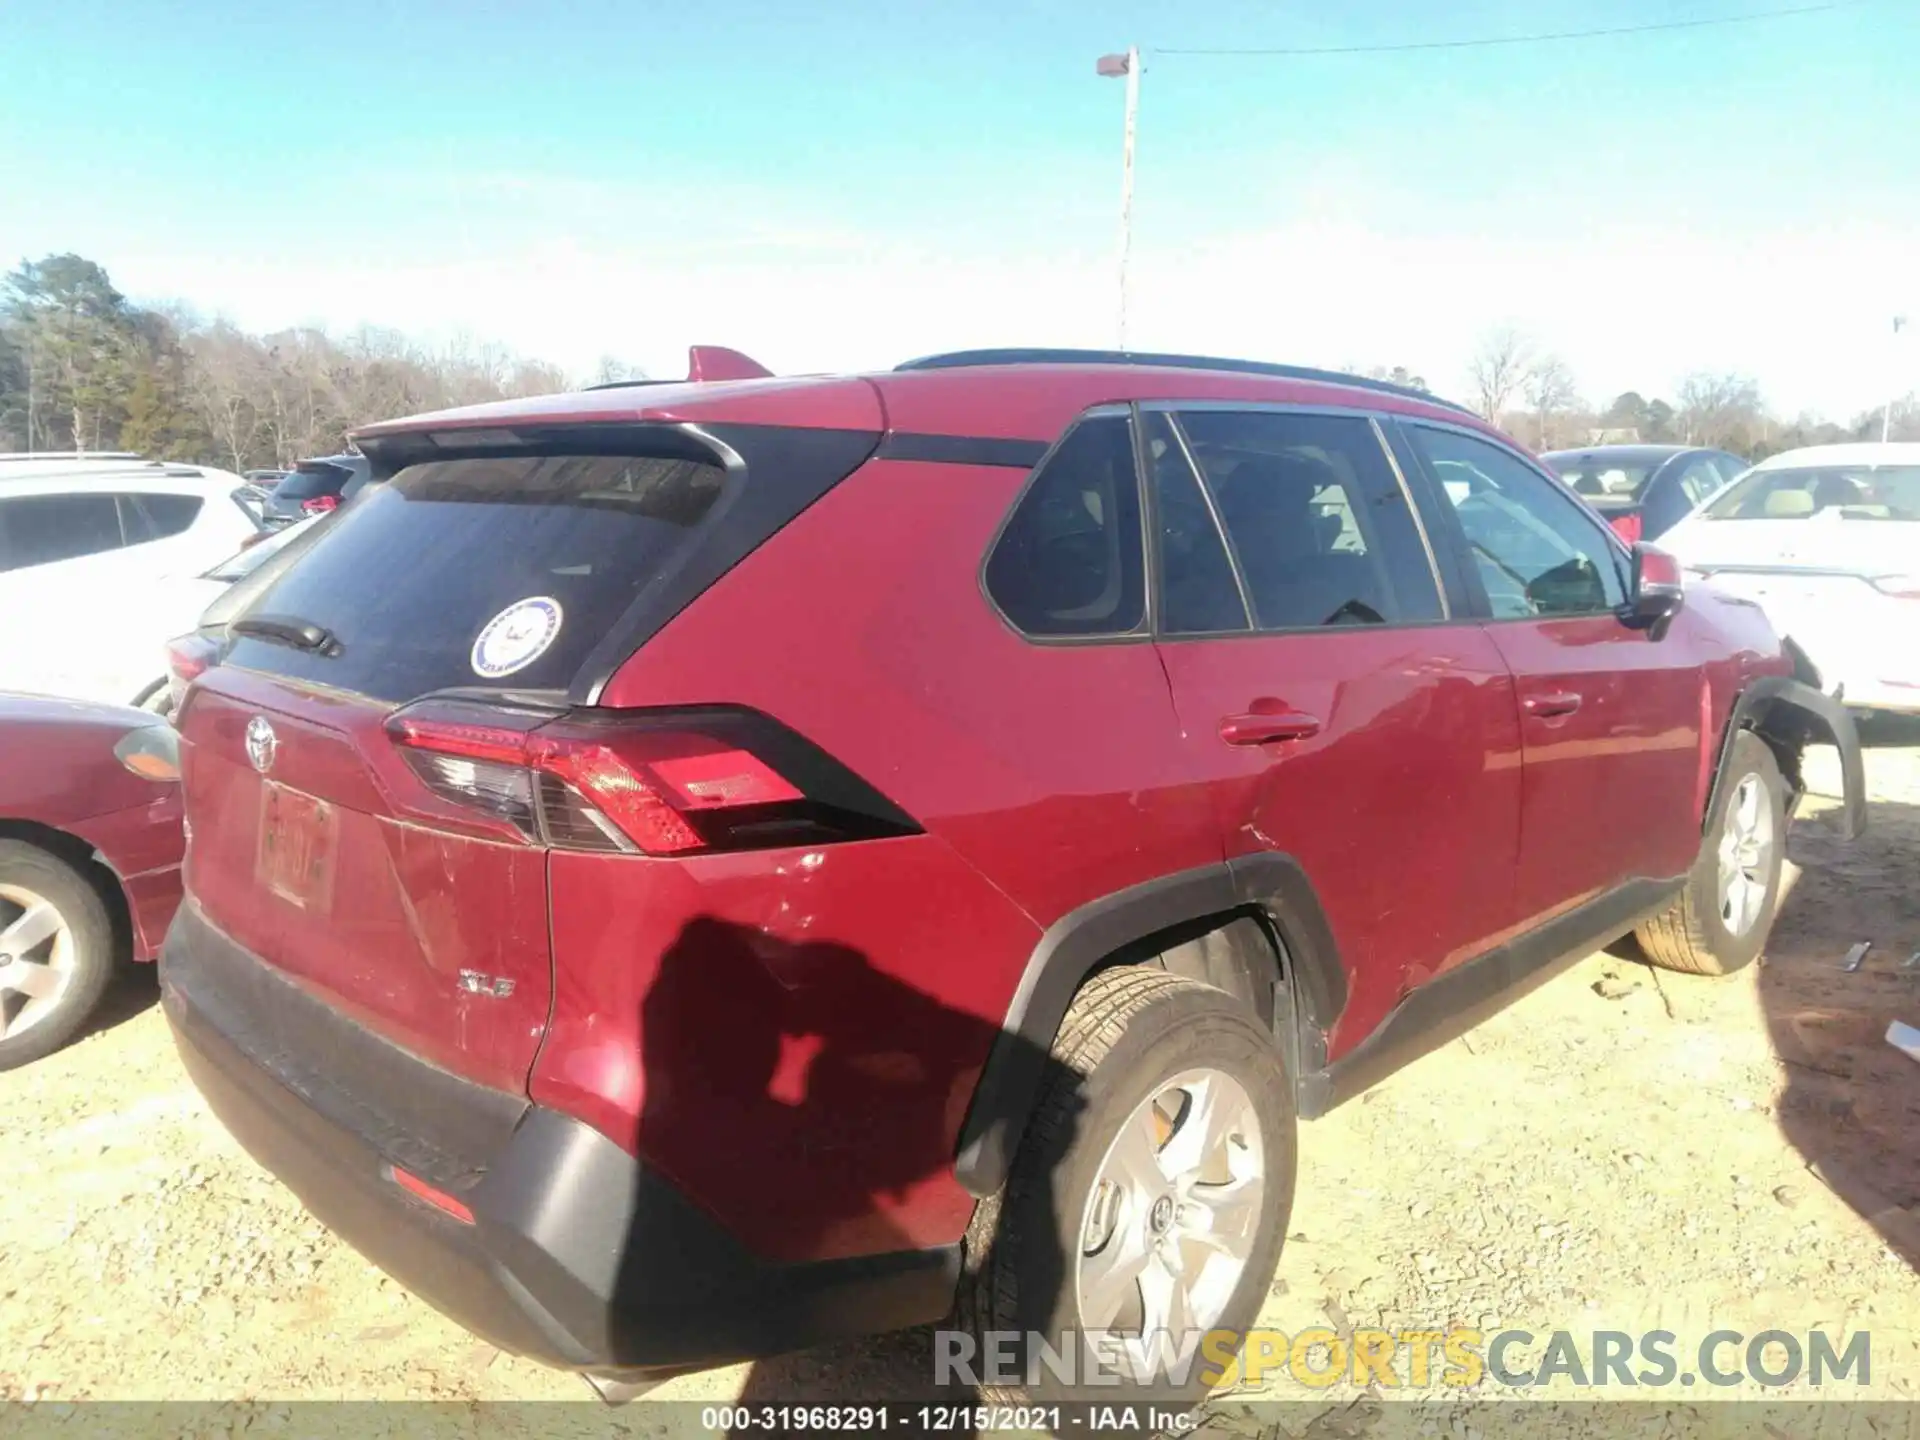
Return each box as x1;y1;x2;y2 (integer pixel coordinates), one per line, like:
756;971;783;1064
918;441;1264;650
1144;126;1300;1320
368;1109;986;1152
471;597;564;679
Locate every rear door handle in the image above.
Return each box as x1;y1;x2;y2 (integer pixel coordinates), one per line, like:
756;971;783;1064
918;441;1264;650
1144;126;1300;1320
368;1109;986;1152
1522;691;1584;718
1219;710;1323;746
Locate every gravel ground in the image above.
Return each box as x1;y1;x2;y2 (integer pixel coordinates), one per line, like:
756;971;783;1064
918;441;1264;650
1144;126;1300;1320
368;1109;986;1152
3;744;1918;1431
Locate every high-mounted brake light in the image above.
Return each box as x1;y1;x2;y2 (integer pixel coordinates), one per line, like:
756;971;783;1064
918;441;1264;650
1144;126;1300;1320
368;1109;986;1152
300;494;340;515
384;703;896;856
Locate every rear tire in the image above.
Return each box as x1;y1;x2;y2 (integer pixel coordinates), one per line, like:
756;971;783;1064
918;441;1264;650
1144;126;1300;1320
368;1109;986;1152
0;841;118;1070
1635;731;1786;976
958;966;1295;1405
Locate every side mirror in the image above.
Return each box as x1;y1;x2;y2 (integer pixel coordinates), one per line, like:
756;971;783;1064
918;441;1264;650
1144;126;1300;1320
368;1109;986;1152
1624;542;1685;640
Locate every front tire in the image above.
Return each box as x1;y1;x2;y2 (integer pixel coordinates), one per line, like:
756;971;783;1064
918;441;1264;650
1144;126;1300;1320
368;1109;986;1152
0;841;118;1070
959;967;1295;1405
1635;730;1787;976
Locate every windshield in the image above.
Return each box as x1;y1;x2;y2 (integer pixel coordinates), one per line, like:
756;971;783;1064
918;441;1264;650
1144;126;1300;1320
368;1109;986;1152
1701;464;1920;522
1545;457;1659;502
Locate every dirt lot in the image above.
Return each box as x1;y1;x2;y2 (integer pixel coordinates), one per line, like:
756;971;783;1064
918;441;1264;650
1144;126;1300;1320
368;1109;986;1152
4;742;1918;1426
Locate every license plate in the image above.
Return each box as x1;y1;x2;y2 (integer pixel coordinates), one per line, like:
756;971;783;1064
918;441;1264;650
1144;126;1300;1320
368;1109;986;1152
256;782;338;912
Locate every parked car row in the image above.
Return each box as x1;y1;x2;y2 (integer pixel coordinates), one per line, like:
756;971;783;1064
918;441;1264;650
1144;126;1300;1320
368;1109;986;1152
1539;443;1749;543
0;449;376;713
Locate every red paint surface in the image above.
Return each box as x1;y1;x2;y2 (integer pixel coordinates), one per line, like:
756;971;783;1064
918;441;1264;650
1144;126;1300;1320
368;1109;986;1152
0;694;184;962
170;362;1804;1266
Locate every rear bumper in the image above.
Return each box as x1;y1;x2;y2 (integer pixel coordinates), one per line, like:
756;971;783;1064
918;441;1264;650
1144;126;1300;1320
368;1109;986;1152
160;902;959;1380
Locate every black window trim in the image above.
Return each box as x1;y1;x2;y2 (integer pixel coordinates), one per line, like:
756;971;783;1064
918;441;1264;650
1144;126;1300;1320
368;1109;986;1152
1133;405;1254;637
981;401;1591;649
976;403;1155;648
1394;415;1637;626
1133;399;1456;643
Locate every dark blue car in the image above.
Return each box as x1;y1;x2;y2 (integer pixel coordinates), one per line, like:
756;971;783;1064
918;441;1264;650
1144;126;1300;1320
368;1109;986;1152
1539;444;1748;542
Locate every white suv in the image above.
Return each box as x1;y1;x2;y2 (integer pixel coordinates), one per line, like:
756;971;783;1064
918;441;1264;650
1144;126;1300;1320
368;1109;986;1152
0;455;264;707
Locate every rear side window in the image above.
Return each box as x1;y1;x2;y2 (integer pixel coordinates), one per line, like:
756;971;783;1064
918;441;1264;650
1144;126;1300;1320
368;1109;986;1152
228;452;727;701
120;492;204;544
985;415;1145;637
1174;411;1443;630
0;493;125;572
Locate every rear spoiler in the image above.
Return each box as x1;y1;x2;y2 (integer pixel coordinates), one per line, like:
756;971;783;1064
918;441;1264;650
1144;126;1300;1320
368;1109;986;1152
583;345;773;392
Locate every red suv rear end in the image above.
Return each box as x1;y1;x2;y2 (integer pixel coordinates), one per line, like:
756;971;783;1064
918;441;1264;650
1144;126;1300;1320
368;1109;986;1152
162;349;1861;1399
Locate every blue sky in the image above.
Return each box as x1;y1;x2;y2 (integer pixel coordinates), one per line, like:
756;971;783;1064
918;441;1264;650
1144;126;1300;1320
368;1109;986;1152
3;0;1915;416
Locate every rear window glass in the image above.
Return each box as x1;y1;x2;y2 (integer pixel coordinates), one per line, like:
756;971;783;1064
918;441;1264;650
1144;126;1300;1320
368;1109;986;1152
227;453;726;701
1701;464;1920;521
273;465;351;501
1547;458;1659;501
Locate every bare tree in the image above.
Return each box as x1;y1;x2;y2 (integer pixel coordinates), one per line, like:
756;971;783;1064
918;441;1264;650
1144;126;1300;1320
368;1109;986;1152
182;322;267;471
1468;327;1533;423
593;355;647;386
1677;372;1764;450
1522;355;1581;448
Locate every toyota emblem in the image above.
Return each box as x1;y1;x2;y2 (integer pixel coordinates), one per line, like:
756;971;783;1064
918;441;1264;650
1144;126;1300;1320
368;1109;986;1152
245;716;278;774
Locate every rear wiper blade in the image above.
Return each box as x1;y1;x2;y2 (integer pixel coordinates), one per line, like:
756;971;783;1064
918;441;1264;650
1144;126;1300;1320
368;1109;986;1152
231;614;340;655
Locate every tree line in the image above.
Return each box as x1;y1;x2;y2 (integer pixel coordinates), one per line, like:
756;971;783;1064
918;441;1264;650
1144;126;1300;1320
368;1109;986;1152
1453;325;1916;458
4;252;1910;473
0;253;645;472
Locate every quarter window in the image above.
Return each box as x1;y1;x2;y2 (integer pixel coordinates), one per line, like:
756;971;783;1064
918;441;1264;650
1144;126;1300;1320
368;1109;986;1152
1411;426;1626;619
985;415;1145;637
1173;411;1443;630
120;492;204;545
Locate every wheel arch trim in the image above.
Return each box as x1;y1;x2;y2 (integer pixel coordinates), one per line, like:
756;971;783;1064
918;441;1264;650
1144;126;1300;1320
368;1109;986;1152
1708;675;1865;841
951;853;1345;1198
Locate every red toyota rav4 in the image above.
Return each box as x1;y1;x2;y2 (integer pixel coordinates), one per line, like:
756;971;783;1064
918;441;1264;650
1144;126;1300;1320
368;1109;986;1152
161;348;1863;1400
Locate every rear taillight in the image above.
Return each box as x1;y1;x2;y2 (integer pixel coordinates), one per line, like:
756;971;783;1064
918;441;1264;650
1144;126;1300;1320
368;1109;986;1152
1609;512;1643;544
384;701;914;855
165;633;219;712
300;495;339;515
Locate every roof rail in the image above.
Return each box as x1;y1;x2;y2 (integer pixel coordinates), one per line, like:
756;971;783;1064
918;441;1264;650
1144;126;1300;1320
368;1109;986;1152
893;348;1476;417
0;450;149;463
